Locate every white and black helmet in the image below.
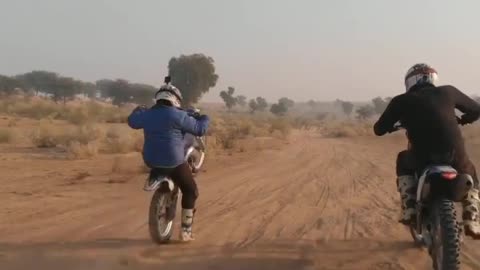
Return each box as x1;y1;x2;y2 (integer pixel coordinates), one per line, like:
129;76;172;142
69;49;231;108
154;77;183;107
405;63;439;92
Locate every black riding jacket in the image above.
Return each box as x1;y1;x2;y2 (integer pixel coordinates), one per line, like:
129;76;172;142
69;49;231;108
374;84;480;158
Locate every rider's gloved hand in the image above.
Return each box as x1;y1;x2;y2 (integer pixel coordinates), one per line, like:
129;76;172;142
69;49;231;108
387;125;401;133
198;114;209;121
134;104;148;112
186;111;199;118
457;114;475;126
458;115;470;126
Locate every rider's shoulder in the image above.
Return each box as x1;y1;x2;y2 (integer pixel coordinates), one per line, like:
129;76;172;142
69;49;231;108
390;93;407;103
170;107;190;117
432;84;457;91
435;85;463;96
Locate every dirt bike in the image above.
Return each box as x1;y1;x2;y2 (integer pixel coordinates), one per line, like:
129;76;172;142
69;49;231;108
391;123;474;270
144;120;206;244
184;133;206;174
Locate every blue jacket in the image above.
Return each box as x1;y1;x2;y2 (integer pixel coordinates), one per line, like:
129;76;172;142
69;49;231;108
127;105;209;168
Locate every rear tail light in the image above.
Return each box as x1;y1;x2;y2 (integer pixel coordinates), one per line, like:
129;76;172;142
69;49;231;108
442;172;457;180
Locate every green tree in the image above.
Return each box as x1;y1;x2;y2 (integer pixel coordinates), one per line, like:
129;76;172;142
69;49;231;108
307;100;316;109
249;97;268;113
96;79;156;105
96;79;115;98
105;79;132;105
236;95;247;107
356;105;375;120
270;101;288;116
279;97;295;108
219;86;237;110
168;53;219;105
130;83;156;105
0;75;23;95
249;99;258;113
16;70;58;95
339;101;354;117
51;76;77;104
372;97;389;114
256;97;268;112
80;82;97;98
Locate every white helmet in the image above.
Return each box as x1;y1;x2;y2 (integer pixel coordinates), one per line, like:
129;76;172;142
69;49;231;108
405;63;439;92
154;82;183;108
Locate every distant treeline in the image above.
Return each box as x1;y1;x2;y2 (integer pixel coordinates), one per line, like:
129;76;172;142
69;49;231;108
0;53;219;106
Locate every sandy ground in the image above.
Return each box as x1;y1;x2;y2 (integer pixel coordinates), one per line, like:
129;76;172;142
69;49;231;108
1;130;480;270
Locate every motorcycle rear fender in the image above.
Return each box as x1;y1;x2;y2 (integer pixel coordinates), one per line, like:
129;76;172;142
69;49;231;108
417;165;473;202
144;176;175;192
185;146;195;161
158;178;175;192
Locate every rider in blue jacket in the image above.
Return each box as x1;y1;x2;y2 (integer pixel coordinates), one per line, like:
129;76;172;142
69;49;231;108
128;77;209;241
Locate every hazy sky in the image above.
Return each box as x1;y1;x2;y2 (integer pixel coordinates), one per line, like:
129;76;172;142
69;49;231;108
1;0;480;102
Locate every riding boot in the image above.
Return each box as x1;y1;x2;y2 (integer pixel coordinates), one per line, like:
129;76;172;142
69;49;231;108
463;188;480;239
180;208;195;241
397;175;417;225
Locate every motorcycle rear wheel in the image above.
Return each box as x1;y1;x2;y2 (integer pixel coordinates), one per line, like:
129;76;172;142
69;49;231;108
429;199;461;270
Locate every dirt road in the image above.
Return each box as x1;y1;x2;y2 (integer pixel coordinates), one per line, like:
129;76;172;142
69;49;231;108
1;131;480;270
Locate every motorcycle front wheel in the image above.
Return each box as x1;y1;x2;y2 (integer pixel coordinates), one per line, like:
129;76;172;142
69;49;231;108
188;149;205;173
148;188;178;244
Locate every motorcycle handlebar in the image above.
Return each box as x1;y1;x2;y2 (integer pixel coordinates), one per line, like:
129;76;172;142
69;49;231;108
388;116;465;134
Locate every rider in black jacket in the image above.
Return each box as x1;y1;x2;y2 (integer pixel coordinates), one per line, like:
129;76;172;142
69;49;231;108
374;63;480;239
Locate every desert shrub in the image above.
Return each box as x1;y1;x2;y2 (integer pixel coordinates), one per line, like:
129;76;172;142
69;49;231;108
321;121;372;138
205;112;294;150
31;121;105;155
70;124;105;144
216;129;237;149
291;116;319;130
7;118;19;127
0;96;129;124
104;126;142;154
0;129;13;143
31;121;62;147
64;107;90;125
132;131;144;152
269;118;291;138
64;124;104;158
102;107;129;123
324;125;357;138
208;114;273;150
66;141;99;159
111;154;148;174
316;112;329;121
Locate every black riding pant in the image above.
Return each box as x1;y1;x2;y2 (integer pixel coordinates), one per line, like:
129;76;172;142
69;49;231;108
148;162;199;209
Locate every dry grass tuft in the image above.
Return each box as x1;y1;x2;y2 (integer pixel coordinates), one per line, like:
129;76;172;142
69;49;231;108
0;128;13;143
0;96;129;124
104;126;143;154
63;124;104;159
66;141;99;159
7;118;19;127
269;118;292;138
30;121;62;148
207;114;288;151
111;154;148;174
321;121;373;138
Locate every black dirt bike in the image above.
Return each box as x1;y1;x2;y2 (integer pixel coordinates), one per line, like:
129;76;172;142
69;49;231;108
390;123;474;270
